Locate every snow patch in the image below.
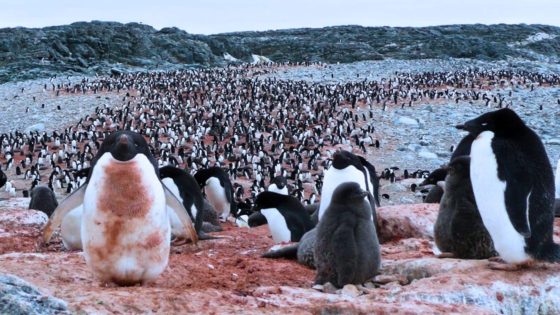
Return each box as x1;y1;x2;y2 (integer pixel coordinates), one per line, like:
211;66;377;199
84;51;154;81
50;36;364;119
251;54;272;64
512;32;558;46
223;52;238;62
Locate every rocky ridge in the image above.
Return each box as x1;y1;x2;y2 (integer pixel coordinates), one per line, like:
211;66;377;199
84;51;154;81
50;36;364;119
1;22;560;82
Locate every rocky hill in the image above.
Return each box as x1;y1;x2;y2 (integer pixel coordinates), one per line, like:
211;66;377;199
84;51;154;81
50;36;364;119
1;21;560;82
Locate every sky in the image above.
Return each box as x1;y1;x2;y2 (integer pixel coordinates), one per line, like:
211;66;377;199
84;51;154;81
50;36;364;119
0;0;558;35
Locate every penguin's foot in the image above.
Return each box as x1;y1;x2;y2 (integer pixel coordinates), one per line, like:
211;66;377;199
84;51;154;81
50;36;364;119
171;236;189;246
436;252;455;259
488;259;534;271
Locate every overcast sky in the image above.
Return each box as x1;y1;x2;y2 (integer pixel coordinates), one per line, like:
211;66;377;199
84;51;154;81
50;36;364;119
0;0;558;34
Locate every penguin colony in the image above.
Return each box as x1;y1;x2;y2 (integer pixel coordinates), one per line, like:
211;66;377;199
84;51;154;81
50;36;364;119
0;62;559;287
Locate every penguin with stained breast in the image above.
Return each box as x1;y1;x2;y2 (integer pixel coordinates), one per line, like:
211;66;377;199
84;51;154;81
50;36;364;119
194;167;236;222
160;165;216;240
318;150;371;221
434;156;497;259
252;191;314;243
314;182;381;287
419;167;447;204
457;108;560;268
28;185;58;217
43;131;197;285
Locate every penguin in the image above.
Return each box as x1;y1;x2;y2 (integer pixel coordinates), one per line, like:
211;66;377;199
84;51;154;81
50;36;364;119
194;167;236;222
252;191;314;243
268;176;289;195
314;182;380;287
159;166;207;240
61;206;83;250
555;159;560;216
457;108;560;267
434;156;497;259
0;169;6;189
43;131;197;285
419;167;447;203
358;156;381;207
552;159;560;199
318;150;370;221
28;185;58;217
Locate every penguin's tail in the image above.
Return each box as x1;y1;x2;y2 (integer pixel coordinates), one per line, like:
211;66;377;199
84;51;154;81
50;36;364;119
262;244;299;259
537;242;560;263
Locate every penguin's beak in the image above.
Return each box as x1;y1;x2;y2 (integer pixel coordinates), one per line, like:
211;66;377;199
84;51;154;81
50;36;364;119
455;124;466;130
112;134;136;161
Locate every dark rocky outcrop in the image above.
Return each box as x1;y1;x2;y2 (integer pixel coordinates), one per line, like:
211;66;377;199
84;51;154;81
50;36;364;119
1;21;560;82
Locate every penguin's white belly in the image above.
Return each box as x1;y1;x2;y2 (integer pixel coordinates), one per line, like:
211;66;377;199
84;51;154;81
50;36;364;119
555;159;560;199
319;166;367;220
82;154;171;284
470;131;529;264
61;206;83;250
205;178;229;220
261;208;291;243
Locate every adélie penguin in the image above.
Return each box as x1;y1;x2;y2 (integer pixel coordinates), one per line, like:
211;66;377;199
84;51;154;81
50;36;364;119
160;165;218;241
43;131;198;285
314;182;380;287
457;108;559;268
252;191;314;243
194;167;236;222
434;156;497;259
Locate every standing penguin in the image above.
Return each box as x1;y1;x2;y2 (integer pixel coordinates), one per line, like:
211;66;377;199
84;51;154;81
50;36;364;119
358;157;381;207
434;156;497;259
0;169;6;189
28;186;58;217
43;131;197;285
314;182;380;287
252;191;314;243
318;150;370;220
457;108;560;267
195;167;236;222
160;166;207;240
268;176;289;195
555;159;560;216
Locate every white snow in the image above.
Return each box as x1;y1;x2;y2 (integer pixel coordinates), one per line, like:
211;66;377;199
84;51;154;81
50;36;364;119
223;52;239;62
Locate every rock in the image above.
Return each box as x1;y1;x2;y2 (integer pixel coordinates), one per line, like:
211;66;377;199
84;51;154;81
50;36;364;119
323;282;338;294
394;116;418;126
340;284;361;298
0;208;47;254
0;274;69;314
418;150;438;159
376;204;438;242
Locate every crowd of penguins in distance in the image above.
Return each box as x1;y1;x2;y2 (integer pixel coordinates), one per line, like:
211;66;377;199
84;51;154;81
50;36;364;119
1;62;560;288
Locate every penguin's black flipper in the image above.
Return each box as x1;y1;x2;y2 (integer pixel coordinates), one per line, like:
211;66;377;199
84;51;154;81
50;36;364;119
262;244;298;259
554;199;560;217
503;179;532;238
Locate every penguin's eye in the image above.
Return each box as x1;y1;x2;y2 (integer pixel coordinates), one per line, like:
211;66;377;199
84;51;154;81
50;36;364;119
481;122;488;127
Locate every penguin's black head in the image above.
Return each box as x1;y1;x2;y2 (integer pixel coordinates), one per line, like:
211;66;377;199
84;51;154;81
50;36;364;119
99;131;151;162
419;167;448;186
331;182;368;204
270;176;288;189
252;191;282;211
455;108;525;137
448;155;470;177
332;150;362;170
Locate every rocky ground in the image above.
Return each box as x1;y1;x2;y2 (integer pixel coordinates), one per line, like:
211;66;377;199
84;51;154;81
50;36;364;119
2;200;560;314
